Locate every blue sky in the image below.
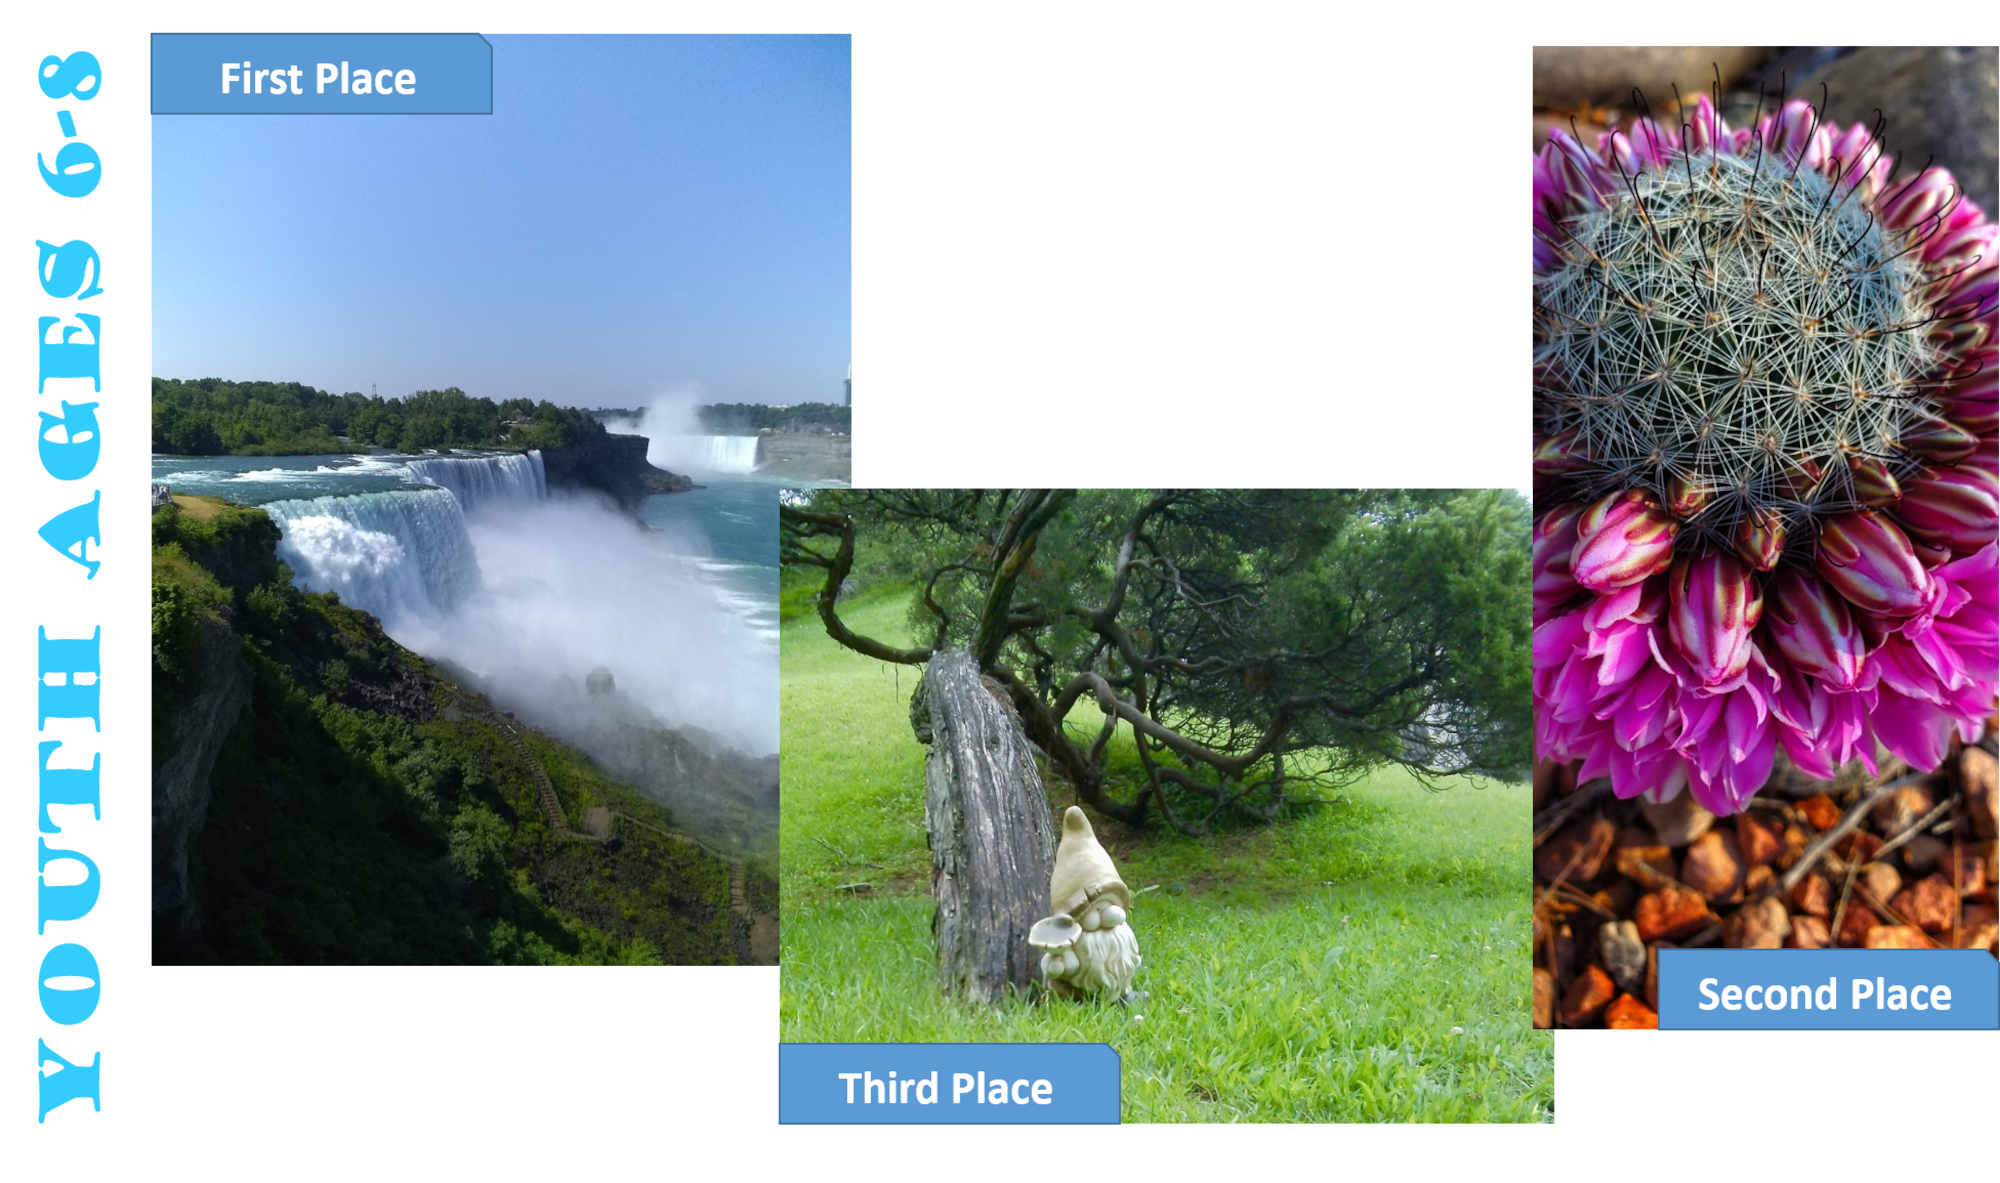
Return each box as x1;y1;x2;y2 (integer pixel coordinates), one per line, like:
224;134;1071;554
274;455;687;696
153;34;849;409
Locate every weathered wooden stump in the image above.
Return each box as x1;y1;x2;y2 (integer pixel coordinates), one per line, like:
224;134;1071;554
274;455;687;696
916;648;1055;1002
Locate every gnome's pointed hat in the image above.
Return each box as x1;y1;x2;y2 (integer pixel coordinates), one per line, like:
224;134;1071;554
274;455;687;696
1049;806;1130;916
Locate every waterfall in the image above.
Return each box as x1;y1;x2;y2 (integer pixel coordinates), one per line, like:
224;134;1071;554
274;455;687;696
405;451;546;514
683;435;760;474
265;487;480;623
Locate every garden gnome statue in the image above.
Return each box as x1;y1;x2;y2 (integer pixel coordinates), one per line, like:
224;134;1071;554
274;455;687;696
1028;807;1141;1000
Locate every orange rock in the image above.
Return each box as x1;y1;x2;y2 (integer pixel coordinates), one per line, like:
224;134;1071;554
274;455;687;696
1839;830;1883;863
1681;830;1746;902
1792;872;1832;918
1602;993;1659;1030
1838;902;1882;947
1873;783;1937;835
1536;816;1615;884
1860;862;1902;907
1777;825;1809;869
1744;864;1775;895
1889;872;1959;935
1559;964;1616;1027
1614;843;1676;889
1635;885;1716;943
1639;795;1714;848
1960;746;1996;840
1959;904;1998;954
1864;925;1932;949
1787;915;1832;949
1798;794;1844;832
1533;968;1554;1029
1724;896;1792;948
1735;812;1784;866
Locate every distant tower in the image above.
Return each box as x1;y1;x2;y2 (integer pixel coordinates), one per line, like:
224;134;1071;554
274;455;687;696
844;363;852;407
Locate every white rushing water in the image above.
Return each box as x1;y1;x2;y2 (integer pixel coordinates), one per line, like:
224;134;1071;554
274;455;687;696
254;449;776;754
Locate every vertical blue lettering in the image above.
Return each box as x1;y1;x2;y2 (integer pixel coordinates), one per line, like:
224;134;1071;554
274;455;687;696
37;837;102;934
37;1040;101;1122
37;492;102;578
38;943;101;1025
39;400;101;480
37;313;101;390
38;626;102;728
39;740;101;832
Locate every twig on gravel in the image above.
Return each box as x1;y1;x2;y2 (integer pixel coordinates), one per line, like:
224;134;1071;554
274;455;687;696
1533;778;1612;846
1685;772;1941;949
1777;772;1934;895
1869;794;1958;865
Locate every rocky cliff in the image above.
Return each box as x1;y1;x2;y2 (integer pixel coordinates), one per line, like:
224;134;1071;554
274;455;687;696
152;614;248;935
540;433;691;508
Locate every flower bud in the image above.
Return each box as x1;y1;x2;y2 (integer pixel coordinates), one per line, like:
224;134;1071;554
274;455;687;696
1774;455;1823;499
1733;507;1787;571
1939;354;1996;437
1765;568;1865;689
1571;489;1678;591
1846;455;1902;505
1814;510;1936;617
1665;471;1713;518
1878;167;1958;231
1900;414;1980;463
1667;552;1764;686
1895;465;1999;553
1532;430;1589;479
1533;503;1587;615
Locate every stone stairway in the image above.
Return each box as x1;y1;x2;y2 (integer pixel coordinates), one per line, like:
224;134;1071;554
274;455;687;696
490;713;575;836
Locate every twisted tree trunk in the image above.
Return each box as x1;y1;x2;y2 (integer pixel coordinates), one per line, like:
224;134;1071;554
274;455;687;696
916;648;1055;1002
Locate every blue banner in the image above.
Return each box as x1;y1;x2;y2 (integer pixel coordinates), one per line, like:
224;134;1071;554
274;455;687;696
779;1044;1120;1124
151;34;491;114
1657;949;1999;1030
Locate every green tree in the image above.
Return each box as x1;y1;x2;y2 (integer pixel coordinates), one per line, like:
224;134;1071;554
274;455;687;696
781;490;1530;833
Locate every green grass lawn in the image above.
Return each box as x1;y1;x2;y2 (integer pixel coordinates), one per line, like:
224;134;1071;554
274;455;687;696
781;591;1551;1122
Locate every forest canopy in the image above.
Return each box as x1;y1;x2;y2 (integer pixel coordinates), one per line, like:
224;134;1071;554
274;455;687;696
152;378;609;455
780;489;1532;834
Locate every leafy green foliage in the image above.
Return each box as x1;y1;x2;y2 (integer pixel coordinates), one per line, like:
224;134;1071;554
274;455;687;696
780;595;1550;1121
785;490;1532;831
151;500;738;964
153;377;607;455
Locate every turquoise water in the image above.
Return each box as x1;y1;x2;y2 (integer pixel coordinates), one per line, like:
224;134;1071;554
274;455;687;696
152;451;445;502
641;474;782;642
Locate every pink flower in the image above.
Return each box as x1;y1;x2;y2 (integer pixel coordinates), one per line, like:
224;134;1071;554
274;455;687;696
1571;489;1677;591
1534;93;1997;814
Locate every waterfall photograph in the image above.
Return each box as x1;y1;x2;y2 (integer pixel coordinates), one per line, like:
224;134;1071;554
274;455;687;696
148;35;848;965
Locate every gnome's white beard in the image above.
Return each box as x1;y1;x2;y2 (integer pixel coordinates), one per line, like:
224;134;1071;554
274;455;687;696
1044;923;1141;999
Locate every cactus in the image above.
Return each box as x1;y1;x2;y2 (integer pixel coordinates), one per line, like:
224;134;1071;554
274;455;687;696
1532;91;1997;816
